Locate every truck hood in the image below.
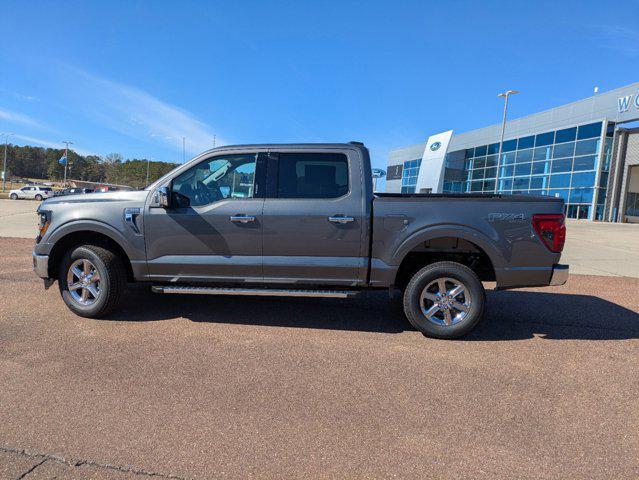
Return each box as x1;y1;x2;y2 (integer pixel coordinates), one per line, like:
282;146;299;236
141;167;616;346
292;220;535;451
40;190;149;208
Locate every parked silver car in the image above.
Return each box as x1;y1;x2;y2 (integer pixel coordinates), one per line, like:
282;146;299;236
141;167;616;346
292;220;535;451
9;185;54;201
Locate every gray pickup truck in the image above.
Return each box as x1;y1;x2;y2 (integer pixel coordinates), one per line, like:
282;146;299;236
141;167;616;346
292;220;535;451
33;142;568;339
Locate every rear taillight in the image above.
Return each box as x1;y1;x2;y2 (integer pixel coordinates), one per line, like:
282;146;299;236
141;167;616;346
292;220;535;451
532;214;566;253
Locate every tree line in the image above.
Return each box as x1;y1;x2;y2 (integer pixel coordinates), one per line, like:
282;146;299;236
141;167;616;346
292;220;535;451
3;144;179;189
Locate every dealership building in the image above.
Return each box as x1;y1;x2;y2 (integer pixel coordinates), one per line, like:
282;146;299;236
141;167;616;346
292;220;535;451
386;82;639;222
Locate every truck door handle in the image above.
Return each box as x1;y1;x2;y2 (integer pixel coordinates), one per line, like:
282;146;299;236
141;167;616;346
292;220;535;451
230;215;256;223
328;216;355;224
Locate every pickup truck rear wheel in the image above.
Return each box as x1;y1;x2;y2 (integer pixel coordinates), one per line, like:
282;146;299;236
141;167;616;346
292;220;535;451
403;261;485;339
58;244;126;318
10;193;18;200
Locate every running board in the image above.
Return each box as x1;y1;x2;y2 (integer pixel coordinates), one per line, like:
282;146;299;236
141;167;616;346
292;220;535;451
151;286;360;298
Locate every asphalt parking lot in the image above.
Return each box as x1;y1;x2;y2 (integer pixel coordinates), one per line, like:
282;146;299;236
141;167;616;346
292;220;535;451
0;236;638;479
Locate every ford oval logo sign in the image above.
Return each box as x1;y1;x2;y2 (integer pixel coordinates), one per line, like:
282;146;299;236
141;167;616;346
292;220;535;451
430;141;441;151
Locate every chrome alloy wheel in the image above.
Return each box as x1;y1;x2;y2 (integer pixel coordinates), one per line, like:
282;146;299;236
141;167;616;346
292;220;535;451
419;277;472;326
67;259;101;306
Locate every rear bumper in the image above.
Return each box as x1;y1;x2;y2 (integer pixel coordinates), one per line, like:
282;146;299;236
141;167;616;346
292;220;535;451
549;263;569;286
33;253;49;279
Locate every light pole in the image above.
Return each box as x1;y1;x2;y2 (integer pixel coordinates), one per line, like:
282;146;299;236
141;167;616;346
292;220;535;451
1;132;14;192
62;141;73;187
494;90;519;193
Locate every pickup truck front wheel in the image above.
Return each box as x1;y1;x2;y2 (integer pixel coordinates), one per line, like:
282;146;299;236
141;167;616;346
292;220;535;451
403;261;485;339
58;244;126;318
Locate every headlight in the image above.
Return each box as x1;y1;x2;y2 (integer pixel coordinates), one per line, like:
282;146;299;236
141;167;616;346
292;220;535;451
36;210;51;243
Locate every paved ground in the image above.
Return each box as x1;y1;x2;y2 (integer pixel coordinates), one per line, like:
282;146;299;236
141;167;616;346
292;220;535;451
0;237;638;479
1;199;638;277
0;199;39;239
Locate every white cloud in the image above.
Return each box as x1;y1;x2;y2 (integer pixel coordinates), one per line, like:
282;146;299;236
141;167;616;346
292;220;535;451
13;134;95;156
597;26;639;57
0;107;44;129
69;68;225;156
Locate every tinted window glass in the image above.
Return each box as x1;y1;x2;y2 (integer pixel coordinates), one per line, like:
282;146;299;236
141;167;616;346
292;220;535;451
532;161;551;175
577;122;602;140
277;153;348;199
570;187;594;203
514;163;531;177
485;155;498;167
517;136;535;149
552;158;572;173
485;167;497;179
474;145;487;156
550;173;570;188
575;139;600;156
535;131;555;147
474;157;486;169
487;143;500;155
499;165;514;178
530;176;549;189
555;127;577;143
465;148;474;159
501;152;516;165
553;142;575;159
516;149;533;163
172;154;257;207
502;139;517;152
533;146;552;161
513;177;530;190
571;171;596;188
499;178;513;191
573;155;596;171
483;180;495;191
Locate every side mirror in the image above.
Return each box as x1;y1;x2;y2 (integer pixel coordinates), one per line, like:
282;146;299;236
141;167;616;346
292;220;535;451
158;186;170;208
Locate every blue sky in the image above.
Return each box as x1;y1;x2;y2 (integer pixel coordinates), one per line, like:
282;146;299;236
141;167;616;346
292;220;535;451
1;0;638;172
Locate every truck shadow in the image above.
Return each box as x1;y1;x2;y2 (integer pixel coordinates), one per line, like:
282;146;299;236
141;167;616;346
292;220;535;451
109;287;639;341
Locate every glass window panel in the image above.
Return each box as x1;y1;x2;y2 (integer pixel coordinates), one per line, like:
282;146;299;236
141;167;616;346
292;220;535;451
487;143;500;155
474;145;487;157
530;176;549;189
575;138;600;156
485;167;497;179
577;122;602;140
570;188;594;204
552;158;572;173
485;155;498;167
499;178;513;191
532;161;551;175
466;148;474;159
502;139;517;152
549;189;569;201
513;177;530;190
514;162;532;176
550;173;570;188
501;152;516;165
555;127;577;143
552;142;575;158
471;168;485;180
464;159;473;170
483;180;496;192
516;148;533;163
172;154;257;207
528;189;543;196
474;157;486;169
535;131;555;147
571;171;596;188
533;146;552;161
470;180;483;192
566;205;579;218
599;171;609;188
572;155;596;171
517;135;535;150
500;165;514;178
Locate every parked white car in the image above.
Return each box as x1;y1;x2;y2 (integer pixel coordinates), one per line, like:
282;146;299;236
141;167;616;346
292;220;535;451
9;185;54;201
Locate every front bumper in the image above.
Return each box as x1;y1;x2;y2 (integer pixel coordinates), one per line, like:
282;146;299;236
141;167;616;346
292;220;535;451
33;253;49;279
549;264;569;286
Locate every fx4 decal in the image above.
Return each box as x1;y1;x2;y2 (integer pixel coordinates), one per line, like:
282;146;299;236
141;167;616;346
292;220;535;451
488;213;527;223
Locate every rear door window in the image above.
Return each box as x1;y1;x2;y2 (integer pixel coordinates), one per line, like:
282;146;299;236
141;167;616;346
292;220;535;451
276;153;349;199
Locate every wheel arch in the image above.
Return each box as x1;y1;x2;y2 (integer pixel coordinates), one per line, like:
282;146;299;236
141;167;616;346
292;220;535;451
47;227;135;282
391;225;504;289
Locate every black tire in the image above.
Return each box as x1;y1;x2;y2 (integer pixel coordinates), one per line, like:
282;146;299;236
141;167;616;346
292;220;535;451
35;194;43;201
10;193;18;200
58;244;126;318
403;261;485;339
